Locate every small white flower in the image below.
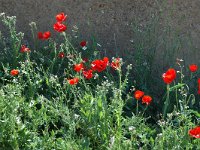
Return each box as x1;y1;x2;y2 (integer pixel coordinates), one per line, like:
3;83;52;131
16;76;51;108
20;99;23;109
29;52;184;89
74;114;80;119
16;117;21;124
82;46;87;51
94;73;99;79
97;43;102;47
29;100;34;107
0;12;5;17
128;126;135;131
157;133;162;137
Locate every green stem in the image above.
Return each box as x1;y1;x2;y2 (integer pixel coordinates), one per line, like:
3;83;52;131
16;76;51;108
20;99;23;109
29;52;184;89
180;67;183;84
186;94;195;106
115;69;123;139
190;72;193;80
50;47;57;73
142;105;148;116
163;84;170;119
119;69;122;99
56;58;64;74
136;100;139;115
175;87;179;110
26;53;35;99
62;32;76;53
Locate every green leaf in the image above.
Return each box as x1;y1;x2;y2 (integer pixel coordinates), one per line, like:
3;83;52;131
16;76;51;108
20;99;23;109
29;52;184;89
190;110;200;118
169;83;185;92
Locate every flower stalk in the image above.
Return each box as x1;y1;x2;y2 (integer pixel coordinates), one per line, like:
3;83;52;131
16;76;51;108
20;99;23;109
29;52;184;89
163;84;170;118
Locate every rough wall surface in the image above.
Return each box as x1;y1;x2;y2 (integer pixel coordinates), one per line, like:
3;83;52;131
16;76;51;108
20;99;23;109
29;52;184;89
0;0;200;64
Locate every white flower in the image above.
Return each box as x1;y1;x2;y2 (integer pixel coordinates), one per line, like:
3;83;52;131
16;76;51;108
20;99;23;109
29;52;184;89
82;46;87;51
128;126;136;131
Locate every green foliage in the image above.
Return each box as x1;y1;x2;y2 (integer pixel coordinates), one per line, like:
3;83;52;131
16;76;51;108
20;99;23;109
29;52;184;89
0;11;200;150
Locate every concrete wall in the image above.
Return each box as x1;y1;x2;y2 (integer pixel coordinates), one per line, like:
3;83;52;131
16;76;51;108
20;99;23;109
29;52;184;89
0;0;200;65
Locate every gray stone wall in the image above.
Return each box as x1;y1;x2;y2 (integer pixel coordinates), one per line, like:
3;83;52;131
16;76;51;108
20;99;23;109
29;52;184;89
0;0;200;65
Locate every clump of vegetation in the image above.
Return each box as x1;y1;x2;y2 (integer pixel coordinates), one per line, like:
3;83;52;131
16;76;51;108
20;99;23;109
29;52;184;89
0;11;199;150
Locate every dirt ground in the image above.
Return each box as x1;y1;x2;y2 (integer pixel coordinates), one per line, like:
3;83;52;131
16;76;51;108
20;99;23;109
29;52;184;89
0;0;200;65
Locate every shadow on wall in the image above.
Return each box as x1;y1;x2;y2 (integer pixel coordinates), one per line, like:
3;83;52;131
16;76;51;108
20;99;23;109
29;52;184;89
0;0;200;66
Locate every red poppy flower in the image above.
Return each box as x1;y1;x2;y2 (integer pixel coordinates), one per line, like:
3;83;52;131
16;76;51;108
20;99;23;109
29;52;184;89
134;90;144;100
38;32;43;39
83;69;93;79
189;64;198;72
56;12;67;22
198;89;200;94
53;22;67;32
58;52;65;58
43;31;51;39
103;57;109;64
111;58;121;70
198;78;200;83
142;95;152;105
74;63;84;72
38;31;51;40
80;40;87;47
91;57;109;72
91;60;102;72
189;126;200;138
68;77;79;85
10;69;19;76
198;78;200;95
20;45;30;53
162;68;176;84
